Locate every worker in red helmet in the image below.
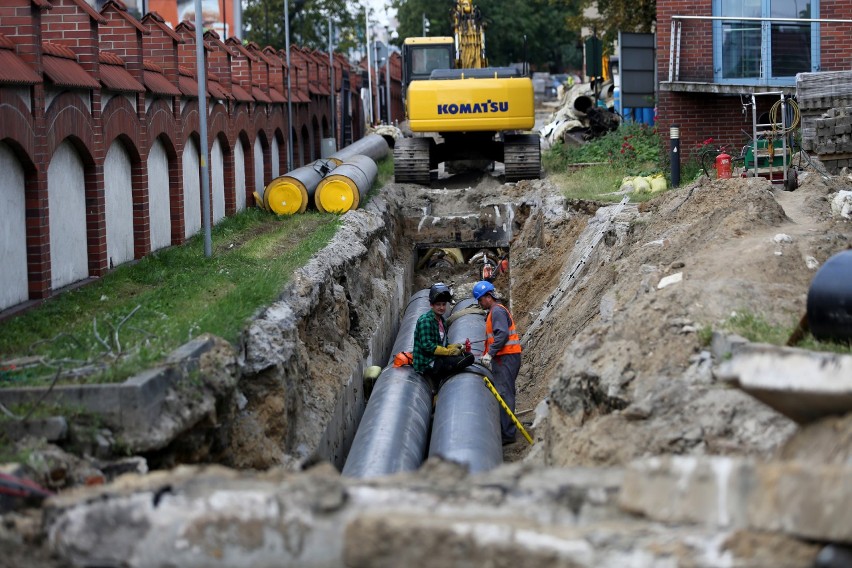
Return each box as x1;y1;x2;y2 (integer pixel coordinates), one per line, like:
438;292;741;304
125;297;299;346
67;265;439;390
472;280;522;445
413;283;475;393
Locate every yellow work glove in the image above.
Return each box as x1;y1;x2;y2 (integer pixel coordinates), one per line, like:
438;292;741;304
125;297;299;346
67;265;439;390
434;345;453;356
447;343;464;356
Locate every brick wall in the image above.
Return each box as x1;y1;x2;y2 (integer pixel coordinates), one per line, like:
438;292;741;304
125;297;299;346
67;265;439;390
0;0;387;312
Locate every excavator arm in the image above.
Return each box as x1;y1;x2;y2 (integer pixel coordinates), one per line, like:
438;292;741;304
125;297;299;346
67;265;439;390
452;0;487;69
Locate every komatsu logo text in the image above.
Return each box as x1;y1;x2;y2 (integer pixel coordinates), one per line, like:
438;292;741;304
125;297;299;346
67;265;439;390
437;100;510;115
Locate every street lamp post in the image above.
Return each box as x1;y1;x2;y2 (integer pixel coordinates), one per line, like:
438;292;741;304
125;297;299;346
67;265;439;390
365;6;374;126
329;18;336;147
193;0;212;257
285;0;294;170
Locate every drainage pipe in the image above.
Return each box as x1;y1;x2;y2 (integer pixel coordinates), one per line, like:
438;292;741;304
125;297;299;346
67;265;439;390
807;249;852;341
314;154;378;214
428;298;502;473
263;159;337;215
330;133;390;164
342;290;433;478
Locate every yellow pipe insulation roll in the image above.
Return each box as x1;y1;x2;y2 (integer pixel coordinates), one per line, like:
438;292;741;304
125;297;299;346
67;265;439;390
262;159;337;215
314;154;378;214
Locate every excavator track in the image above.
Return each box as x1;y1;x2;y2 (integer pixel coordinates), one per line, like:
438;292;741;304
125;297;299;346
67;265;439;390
394;138;431;185
504;134;541;182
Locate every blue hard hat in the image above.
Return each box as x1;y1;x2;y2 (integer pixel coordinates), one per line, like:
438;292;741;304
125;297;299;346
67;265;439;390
472;280;495;300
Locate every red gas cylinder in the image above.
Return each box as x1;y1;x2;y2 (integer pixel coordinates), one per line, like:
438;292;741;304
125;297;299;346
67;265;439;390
715;153;732;179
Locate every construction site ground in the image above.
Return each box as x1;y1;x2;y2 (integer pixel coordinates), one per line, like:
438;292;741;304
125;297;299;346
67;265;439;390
2;142;852;565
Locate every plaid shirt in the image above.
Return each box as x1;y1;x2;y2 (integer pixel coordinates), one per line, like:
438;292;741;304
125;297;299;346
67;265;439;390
413;310;446;373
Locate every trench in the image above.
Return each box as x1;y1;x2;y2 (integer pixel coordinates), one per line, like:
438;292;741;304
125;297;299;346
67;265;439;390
315;221;522;472
220;175;551;474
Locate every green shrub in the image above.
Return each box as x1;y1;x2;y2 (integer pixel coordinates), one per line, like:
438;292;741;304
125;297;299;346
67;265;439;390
544;123;662;175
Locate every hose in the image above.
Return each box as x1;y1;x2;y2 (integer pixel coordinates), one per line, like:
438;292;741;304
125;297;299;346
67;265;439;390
769;98;800;135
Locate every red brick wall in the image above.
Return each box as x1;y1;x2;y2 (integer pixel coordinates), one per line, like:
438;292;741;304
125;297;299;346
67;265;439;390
175;22;199;73
100;3;143;76
820;1;852;70
142;16;179;85
226;38;253;93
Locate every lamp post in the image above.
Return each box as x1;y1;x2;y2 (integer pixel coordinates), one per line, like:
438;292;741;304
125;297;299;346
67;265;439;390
329;18;336;147
285;0;294;171
365;6;374;126
193;0;211;257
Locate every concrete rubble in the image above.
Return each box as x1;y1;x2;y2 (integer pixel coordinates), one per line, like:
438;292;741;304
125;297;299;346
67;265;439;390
42;461;824;568
718;344;852;424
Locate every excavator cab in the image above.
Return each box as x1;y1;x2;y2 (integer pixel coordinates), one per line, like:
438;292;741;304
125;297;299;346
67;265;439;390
401;37;455;105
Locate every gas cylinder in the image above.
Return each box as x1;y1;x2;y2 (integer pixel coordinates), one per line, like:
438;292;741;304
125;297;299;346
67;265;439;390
464;338;472;353
715;153;732;179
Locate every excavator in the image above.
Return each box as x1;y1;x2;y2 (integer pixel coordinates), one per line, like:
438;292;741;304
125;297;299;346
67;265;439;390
394;0;540;184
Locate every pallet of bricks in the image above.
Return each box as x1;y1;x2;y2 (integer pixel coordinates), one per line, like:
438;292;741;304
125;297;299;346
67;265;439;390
797;70;852;174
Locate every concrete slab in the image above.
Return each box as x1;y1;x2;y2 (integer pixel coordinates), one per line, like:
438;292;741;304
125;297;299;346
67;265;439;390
620;456;852;544
717;343;852;424
3;416;68;442
0;336;217;444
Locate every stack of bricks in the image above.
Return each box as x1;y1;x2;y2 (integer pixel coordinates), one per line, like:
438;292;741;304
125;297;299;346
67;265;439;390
796;71;852;173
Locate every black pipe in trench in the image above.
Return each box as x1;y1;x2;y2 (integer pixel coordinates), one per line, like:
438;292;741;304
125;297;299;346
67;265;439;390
428;298;503;473
341;290;433;478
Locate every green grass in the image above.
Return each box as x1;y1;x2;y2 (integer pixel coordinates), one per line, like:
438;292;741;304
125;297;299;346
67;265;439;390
0;208;340;387
543;123;668;202
722;311;851;354
361;155;395;206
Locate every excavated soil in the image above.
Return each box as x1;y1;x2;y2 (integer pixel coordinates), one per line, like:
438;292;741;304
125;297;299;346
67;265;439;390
391;168;851;467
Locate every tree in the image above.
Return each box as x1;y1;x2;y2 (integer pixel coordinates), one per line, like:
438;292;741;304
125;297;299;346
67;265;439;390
392;0;582;72
563;0;656;44
242;0;362;52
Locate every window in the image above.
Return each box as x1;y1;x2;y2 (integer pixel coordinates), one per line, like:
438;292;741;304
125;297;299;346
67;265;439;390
713;0;819;85
412;47;452;75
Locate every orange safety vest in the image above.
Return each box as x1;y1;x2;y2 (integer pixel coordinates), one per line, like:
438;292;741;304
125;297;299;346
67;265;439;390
485;303;522;356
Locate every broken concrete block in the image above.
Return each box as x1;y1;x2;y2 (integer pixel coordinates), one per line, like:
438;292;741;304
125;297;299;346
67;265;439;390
619;456;852;544
2;416;68;443
717;343;852;424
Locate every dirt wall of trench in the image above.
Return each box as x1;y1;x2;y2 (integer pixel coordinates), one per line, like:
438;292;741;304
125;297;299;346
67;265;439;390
224;194;416;471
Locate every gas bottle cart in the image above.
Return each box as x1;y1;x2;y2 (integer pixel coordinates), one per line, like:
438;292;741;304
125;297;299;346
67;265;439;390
742;92;800;191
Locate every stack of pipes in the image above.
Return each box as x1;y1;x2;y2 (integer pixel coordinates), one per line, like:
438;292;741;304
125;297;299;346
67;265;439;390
342;293;503;478
257;134;390;215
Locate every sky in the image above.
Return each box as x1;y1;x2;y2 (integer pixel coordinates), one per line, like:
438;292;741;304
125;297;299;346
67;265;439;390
360;0;397;28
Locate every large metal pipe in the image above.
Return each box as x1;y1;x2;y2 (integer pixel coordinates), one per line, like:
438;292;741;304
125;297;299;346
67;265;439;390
263;159;337;215
314;154;378;214
807;249;852;341
390;289;431;358
342;290;433;478
428;298;502;473
330;133;389;164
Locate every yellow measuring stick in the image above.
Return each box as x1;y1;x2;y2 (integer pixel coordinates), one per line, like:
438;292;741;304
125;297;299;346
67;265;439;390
481;375;534;446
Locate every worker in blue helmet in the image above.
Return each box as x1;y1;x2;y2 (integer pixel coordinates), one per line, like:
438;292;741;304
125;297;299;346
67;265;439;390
472;280;523;445
413;283;475;393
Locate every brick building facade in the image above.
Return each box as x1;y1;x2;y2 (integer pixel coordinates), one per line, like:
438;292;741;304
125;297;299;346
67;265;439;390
656;0;852;162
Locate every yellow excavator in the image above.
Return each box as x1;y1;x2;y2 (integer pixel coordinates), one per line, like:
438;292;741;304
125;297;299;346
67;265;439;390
395;0;540;184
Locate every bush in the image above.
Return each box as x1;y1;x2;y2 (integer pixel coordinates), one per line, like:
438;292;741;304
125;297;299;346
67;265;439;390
544;123;662;176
